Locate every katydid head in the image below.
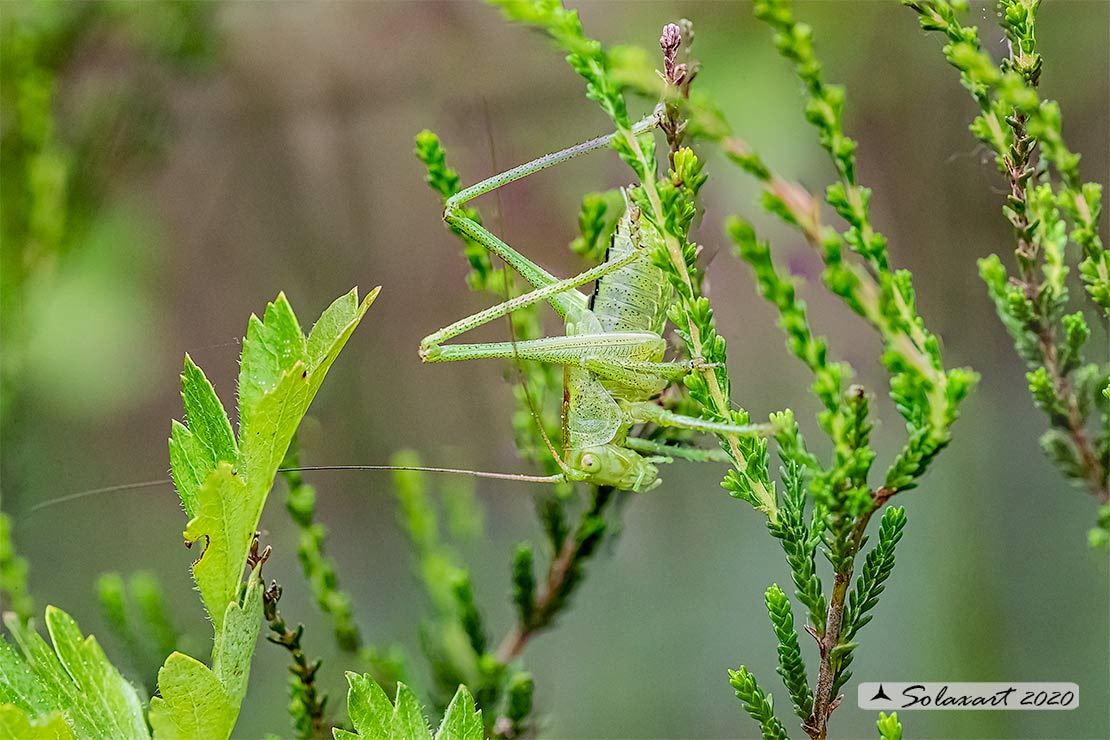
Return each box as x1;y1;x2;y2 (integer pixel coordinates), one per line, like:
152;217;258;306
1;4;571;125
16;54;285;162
567;443;661;492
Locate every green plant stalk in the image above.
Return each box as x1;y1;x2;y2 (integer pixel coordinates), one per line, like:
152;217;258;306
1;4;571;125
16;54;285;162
627;94;777;518
806;493;893;736
280;437;364;653
96;571;181;696
904;0;1109;519
718;1;975;735
494;486;614;663
263;574;330;740
0;512;33;623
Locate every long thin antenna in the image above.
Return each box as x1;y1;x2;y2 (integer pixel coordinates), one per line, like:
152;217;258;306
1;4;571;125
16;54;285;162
26;465;565;515
28;479;173;513
283;465;562;483
481;97;572;477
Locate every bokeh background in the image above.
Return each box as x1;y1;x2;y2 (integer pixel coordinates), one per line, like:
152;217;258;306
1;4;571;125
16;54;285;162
2;1;1108;738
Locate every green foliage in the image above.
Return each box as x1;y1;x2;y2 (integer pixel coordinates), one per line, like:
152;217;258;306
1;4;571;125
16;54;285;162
766;460;825;631
148;569;264;740
501;671;534;737
0;0;217;430
335;673;482;740
905;0;1110;537
282;440;363;653
388;449;608;735
0;705;75;740
833;507;907;696
1090;505;1110;549
389;455;493;708
727;666;788;740
151;288;377;740
569;190;624;262
169;288;378;627
0;607;149;740
876;711;902;740
263;581;329;740
0;512;33;623
764;584;812;721
1;289;375;740
684;0;978;735
96;571;181;693
844;508;906;644
510;543;536;628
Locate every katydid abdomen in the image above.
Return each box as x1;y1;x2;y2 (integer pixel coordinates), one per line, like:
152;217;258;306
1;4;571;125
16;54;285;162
590;205;672;336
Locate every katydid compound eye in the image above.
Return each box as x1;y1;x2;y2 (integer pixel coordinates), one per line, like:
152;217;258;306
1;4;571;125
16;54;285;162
580;453;600;472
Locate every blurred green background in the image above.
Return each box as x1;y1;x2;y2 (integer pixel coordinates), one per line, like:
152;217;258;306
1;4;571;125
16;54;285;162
2;1;1107;738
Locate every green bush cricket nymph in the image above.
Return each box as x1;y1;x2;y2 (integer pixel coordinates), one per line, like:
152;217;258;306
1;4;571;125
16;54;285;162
417;111;769;492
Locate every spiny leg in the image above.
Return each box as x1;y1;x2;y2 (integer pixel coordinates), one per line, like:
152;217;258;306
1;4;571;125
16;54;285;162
442;112;659;319
625;401;772;437
420;248;645;357
423;332;694;392
624;436;733;463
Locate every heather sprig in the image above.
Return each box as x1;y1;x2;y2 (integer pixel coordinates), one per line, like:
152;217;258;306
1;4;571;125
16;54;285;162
96;571;182;696
728;666;789;740
280;438;363;654
702;1;978;736
0;512;33;623
876;712;903;740
262;576;330;740
905;0;1110;544
387;451;597;737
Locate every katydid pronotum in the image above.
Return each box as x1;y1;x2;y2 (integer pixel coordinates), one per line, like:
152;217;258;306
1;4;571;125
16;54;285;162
418;110;767;492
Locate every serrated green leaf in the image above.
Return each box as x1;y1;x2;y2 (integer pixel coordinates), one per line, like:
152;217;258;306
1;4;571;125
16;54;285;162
181;356;237;469
0;639;54;716
1;608;149;740
433;686;482;740
148;652;234;740
149;569;264;740
179;288;377;628
210;570;264;709
160;288;377;740
237;295;308;431
183;463;252;630
339;674;473;740
391;683;432;740
345;672;394;738
0;705;76;740
168;420;212;518
306;287;379;377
